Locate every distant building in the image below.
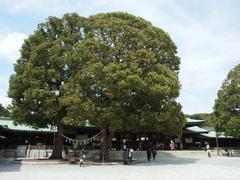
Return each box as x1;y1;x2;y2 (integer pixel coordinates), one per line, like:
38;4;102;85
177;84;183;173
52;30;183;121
1;117;239;158
182;118;239;150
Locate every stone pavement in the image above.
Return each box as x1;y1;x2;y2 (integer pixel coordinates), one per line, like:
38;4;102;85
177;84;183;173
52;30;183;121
1;152;240;180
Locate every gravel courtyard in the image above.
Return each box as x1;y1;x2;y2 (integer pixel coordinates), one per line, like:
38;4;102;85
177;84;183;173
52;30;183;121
1;155;240;180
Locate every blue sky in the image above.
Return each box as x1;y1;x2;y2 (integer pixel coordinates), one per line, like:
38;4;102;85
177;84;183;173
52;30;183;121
0;0;239;114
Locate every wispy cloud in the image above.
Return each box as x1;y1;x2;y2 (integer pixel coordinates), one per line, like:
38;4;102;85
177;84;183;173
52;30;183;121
0;32;27;63
1;0;74;14
0;75;11;107
0;92;11;107
0;0;109;16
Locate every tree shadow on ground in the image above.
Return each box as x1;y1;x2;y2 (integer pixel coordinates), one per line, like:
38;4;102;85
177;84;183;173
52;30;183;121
132;151;200;166
0;161;22;172
133;157;199;166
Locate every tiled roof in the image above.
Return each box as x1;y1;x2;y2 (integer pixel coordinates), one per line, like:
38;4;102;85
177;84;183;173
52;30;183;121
0;117;56;132
200;131;235;139
185;126;209;133
186;118;205;124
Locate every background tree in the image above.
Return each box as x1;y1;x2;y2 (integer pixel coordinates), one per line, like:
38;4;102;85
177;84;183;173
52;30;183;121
214;64;240;137
61;13;185;159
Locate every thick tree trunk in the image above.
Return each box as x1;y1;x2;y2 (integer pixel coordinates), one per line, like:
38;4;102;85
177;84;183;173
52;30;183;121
49;120;63;159
99;128;113;160
180;138;183;150
107;131;114;150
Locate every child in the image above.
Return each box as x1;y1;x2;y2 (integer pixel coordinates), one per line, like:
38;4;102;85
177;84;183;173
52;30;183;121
129;148;134;163
79;151;86;167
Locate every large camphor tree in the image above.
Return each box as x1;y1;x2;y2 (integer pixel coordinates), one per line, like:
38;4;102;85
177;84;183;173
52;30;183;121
214;64;240;137
61;13;185;159
8;12;185;159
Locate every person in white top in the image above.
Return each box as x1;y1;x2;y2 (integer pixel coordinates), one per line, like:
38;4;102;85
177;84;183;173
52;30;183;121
206;143;211;158
129;148;134;162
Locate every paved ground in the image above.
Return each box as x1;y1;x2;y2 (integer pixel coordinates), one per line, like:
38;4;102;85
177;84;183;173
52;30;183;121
1;154;240;180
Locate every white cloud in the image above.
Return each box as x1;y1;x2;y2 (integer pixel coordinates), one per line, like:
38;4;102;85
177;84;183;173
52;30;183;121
2;0;72;14
174;17;240;113
0;76;11;107
0;0;178;17
129;1;240;114
0;76;9;84
0;92;11;108
0;32;27;63
1;0;104;16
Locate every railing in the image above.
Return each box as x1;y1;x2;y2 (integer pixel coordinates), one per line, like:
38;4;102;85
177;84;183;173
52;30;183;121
2;146;240;159
0;145;52;158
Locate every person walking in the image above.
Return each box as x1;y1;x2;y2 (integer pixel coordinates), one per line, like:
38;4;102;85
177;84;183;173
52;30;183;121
123;149;129;165
206;143;211;158
128;148;134;163
170;140;175;151
79;150;86;167
152;145;157;160
229;148;234;157
146;143;152;162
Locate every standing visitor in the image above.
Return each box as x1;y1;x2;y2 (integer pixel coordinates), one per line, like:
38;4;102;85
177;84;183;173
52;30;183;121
206;143;211;158
170;140;175;151
229;148;234;157
123;149;129;165
129;148;134;163
146;143;152;162
79;149;86;167
152;145;157;160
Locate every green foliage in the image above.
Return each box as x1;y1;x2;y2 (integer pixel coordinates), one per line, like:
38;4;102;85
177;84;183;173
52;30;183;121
185;113;215;126
9;12;185;136
62;12;185;135
214;64;240;137
8;13;86;128
0;104;10;117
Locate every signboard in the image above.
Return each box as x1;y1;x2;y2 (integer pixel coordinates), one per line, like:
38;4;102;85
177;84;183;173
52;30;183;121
174;138;180;143
185;138;193;143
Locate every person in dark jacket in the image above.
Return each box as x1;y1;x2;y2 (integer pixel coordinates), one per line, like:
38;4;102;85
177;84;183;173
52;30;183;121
146;143;152;162
123;149;129;165
152;145;157;160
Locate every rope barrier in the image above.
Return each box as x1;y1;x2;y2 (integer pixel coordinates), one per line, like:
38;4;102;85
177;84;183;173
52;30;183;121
60;131;103;146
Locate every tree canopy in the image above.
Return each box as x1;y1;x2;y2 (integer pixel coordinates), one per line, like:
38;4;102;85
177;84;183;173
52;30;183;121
60;13;185;135
214;64;240;137
8;12;185;158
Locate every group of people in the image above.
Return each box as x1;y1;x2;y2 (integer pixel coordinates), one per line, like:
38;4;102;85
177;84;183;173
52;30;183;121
222;148;234;157
75;141;236;166
123;148;134;164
